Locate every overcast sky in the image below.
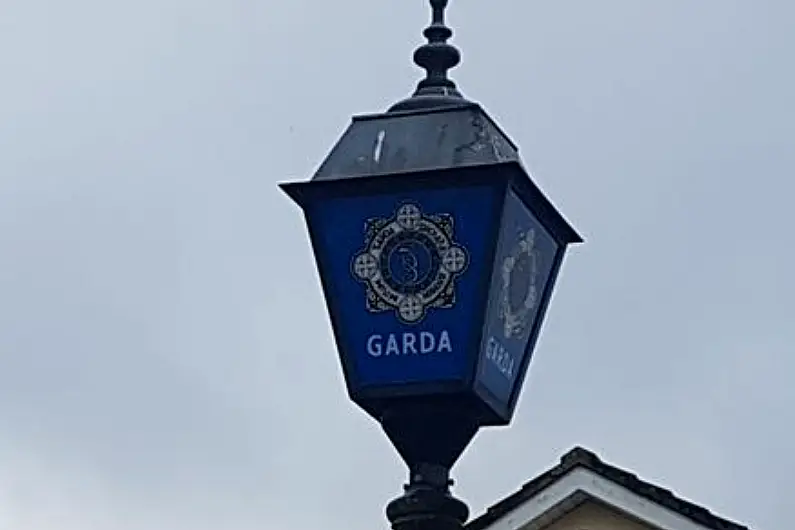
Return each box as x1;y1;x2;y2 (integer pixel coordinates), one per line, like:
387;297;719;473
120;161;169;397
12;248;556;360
0;1;792;529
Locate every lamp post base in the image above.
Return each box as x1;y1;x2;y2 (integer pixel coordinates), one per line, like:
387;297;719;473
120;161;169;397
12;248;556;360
386;464;468;530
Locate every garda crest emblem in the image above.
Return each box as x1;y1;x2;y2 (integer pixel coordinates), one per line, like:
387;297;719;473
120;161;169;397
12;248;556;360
351;203;469;324
500;229;540;339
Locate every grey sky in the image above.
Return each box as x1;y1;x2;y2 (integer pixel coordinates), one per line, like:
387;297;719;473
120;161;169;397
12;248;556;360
0;1;792;529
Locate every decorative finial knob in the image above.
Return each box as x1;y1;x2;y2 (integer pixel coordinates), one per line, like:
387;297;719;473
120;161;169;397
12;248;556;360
388;0;471;112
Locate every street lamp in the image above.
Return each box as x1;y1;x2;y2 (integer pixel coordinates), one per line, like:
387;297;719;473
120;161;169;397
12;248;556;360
280;1;581;529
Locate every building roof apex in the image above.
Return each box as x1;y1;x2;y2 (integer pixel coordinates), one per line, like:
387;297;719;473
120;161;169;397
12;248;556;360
467;446;749;530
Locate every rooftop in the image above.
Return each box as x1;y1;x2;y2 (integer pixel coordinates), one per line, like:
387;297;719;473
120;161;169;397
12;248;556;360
467;446;748;530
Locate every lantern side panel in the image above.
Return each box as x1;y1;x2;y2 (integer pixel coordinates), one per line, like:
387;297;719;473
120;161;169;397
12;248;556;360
475;189;560;417
308;185;498;390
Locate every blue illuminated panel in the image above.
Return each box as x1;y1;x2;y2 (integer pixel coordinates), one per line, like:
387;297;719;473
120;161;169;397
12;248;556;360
476;189;559;408
309;186;497;388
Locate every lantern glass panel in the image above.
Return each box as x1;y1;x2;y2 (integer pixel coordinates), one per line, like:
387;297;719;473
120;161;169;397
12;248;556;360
475;189;561;411
308;184;500;390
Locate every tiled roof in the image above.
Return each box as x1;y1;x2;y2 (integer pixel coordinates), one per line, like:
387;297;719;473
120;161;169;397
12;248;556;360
466;446;748;530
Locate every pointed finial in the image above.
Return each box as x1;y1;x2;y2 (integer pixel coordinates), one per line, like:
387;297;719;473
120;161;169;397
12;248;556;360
388;0;472;112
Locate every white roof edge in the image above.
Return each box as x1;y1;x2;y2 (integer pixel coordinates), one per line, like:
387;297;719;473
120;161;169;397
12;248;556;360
483;467;712;530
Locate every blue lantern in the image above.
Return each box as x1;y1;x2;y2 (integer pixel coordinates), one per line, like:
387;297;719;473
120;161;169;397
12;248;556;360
281;3;581;529
281;104;581;431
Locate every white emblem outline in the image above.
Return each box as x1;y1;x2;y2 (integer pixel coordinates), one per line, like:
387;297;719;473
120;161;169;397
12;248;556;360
500;228;540;340
351;203;469;324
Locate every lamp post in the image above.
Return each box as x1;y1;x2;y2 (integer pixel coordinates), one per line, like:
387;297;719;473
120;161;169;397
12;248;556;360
280;1;581;529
